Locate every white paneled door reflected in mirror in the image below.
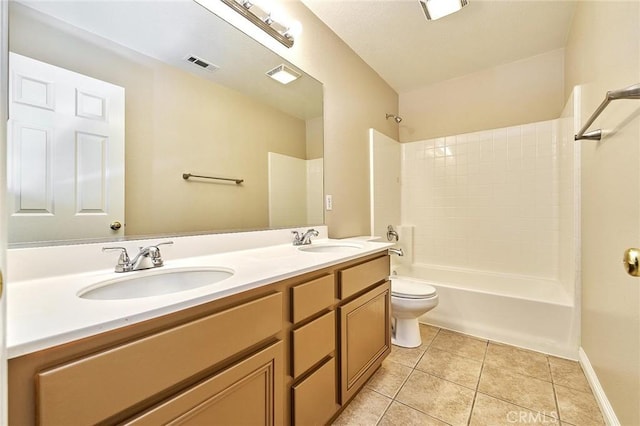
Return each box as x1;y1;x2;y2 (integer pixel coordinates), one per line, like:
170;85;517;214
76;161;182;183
7;0;323;247
8;53;125;244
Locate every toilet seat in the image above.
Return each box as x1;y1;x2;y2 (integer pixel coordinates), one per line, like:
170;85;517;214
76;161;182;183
391;281;437;299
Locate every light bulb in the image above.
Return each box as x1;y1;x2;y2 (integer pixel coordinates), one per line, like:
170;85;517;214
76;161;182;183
248;0;270;20
284;20;302;39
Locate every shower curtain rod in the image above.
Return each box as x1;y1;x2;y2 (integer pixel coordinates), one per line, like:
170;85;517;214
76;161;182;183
575;83;640;141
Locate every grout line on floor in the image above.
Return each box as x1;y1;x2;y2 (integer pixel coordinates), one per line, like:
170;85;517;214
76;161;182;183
549;357;563;423
466;392;479;426
465;337;490;425
372;388;394;426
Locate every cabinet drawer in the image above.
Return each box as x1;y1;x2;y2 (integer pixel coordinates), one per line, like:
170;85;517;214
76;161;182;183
36;292;283;426
127;341;284;426
292;311;335;378
338;255;389;299
291;274;334;323
292;357;337;426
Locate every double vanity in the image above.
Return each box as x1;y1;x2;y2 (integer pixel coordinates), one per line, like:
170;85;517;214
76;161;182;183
7;228;393;425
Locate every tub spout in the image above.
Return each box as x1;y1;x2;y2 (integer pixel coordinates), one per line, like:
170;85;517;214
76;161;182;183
389;248;404;256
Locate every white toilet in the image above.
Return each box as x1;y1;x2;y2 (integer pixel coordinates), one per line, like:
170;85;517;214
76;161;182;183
391;279;439;348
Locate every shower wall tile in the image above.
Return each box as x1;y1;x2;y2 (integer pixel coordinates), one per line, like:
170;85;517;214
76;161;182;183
401;119;562;279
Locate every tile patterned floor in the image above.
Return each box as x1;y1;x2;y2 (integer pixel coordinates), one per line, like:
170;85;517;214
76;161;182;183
333;325;605;426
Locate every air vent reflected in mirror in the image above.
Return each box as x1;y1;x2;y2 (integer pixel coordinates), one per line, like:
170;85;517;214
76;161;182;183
184;55;219;72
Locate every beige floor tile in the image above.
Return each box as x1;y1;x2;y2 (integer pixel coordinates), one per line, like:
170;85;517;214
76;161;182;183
485;342;551;381
419;323;440;346
548;357;591;393
365;359;413;398
416;347;483;389
430;329;487;361
555;384;605;426
478;366;556;414
470;393;559;426
387;344;428;368
378;401;449;426
332;388;392;426
396;369;475;426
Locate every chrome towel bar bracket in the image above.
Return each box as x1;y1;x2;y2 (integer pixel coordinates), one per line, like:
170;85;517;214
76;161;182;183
575;83;640;141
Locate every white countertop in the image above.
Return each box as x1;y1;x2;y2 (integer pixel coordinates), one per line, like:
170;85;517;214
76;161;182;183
7;237;392;358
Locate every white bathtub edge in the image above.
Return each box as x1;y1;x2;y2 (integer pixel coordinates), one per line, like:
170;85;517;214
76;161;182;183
393;265;573;306
578;347;620;426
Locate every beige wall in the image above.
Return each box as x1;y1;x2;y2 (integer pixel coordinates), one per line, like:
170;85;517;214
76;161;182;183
208;1;399;238
305;116;323;160
285;2;399;237
565;2;640;424
10;6;309;236
399;49;566;142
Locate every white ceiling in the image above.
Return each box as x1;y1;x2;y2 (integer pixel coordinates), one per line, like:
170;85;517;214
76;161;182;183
15;0;323;120
302;0;577;93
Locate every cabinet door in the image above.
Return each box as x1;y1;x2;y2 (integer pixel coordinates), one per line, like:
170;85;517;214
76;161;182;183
339;281;391;403
126;341;284;426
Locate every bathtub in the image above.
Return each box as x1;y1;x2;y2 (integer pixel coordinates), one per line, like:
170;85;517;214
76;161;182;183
392;264;579;359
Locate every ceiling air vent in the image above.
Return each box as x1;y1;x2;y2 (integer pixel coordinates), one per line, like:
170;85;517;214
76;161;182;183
184;55;219;72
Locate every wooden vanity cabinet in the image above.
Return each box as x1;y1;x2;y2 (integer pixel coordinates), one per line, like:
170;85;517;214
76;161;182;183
8;252;391;425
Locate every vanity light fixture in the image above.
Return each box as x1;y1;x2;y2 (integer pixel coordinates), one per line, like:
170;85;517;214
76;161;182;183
419;0;469;21
214;0;301;48
266;64;301;85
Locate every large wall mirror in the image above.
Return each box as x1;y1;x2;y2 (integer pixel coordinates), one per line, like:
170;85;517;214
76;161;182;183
7;0;324;247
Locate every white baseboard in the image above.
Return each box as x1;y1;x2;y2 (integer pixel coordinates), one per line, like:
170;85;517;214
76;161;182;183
578;347;620;426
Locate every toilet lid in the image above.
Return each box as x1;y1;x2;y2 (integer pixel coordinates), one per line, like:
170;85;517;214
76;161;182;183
392;280;437;299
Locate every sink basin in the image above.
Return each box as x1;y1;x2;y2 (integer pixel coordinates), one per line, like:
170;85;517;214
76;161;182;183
298;243;363;253
78;267;235;300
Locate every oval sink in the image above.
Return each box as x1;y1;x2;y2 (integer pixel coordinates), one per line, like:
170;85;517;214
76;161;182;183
78;267;234;300
298;243;363;253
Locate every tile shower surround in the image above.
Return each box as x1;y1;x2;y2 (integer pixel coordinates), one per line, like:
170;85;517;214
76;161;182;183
401;120;563;279
333;325;604;426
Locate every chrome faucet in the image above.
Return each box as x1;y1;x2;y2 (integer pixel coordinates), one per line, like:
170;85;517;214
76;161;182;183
103;241;174;272
292;229;319;246
388;248;404;256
